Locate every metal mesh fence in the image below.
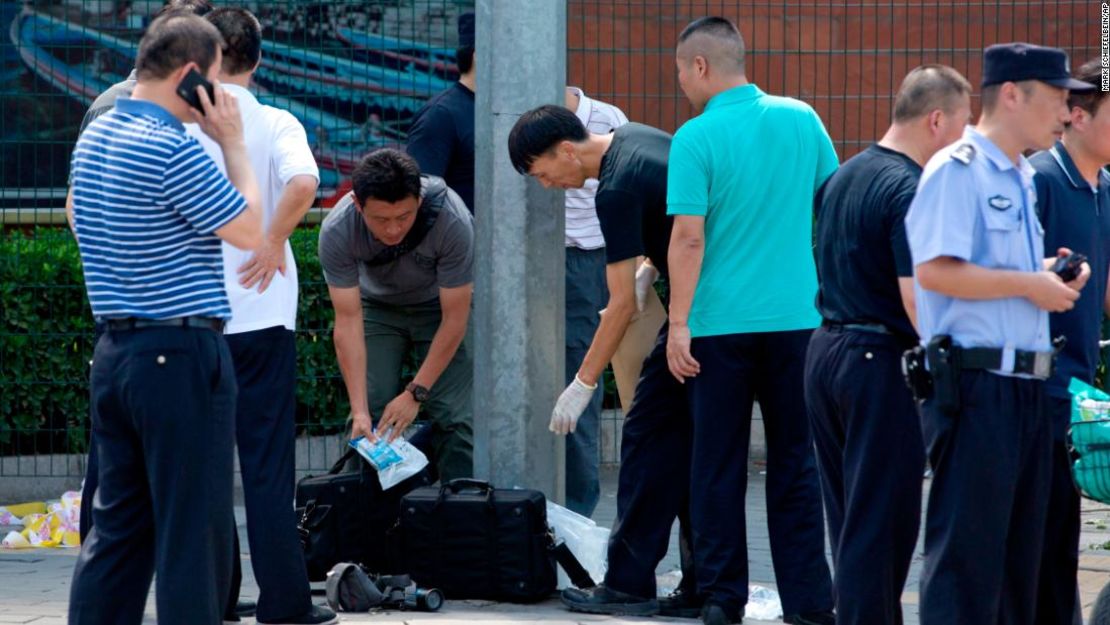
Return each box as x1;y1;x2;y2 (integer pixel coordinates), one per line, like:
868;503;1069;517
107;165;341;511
0;0;1103;478
1;0;472;478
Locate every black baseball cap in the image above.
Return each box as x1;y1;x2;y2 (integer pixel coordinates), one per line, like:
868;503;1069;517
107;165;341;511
982;43;1096;91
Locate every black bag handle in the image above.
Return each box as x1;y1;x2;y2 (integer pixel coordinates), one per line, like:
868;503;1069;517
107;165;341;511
329;449;358;475
440;478;495;495
550;539;596;589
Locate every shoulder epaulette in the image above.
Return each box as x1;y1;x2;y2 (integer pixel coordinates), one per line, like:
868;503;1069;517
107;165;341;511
950;143;976;165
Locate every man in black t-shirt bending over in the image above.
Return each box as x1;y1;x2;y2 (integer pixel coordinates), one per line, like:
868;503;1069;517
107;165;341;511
507;106;699;618
805;65;971;625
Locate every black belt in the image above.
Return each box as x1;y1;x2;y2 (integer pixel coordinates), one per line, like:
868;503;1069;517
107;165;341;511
823;321;893;335
100;316;225;333
956;346;1056;379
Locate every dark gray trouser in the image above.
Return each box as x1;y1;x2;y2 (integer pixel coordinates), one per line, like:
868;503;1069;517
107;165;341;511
686;330;833;617
918;371;1052;625
1033;397;1083;625
565;246;608;517
804;326;924;625
361;297;473;482
69;326;235;625
225;327;312;622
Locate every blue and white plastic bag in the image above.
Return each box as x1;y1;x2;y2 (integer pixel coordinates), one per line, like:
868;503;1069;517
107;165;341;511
348;435;429;491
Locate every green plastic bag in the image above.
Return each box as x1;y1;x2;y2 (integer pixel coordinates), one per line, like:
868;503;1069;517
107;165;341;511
1068;378;1110;504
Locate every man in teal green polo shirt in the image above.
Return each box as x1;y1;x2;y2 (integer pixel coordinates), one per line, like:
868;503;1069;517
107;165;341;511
665;17;836;625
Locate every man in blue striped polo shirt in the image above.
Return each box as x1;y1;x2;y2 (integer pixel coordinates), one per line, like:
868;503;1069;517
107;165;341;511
67;12;261;625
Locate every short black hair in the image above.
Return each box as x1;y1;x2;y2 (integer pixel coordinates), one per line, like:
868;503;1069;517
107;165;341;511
135;12;222;81
678;16;737;44
1068;59;1109;118
352;148;423;204
206;8;262;76
980;80;1036;114
456;46;474;74
507;105;589;175
153;0;213;20
892;64;972;123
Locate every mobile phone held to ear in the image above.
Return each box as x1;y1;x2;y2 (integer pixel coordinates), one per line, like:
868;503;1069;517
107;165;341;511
176;68;215;113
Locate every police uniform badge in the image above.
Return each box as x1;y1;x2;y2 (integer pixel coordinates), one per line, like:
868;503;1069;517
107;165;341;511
988;195;1013;211
950;143;976;165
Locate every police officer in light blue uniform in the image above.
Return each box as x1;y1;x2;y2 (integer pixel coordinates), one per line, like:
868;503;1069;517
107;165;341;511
905;43;1094;625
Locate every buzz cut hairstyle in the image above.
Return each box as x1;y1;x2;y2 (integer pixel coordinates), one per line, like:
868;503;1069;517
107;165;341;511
980;80;1037;114
892;64;973;123
507;104;589;175
1067;58;1108;118
677;16;745;72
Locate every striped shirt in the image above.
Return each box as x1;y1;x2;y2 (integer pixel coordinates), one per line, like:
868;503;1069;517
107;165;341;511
70;97;247;320
566;87;628;250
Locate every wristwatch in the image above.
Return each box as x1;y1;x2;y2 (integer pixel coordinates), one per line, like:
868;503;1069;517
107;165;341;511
405;382;430;403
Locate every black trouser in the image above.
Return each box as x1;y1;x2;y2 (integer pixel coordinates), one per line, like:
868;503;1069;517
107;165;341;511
804;326;924;625
604;324;698;598
224;327;312;622
79;324;104;544
918;370;1052;625
687;329;832;616
1034;397;1082;625
69;326;236;625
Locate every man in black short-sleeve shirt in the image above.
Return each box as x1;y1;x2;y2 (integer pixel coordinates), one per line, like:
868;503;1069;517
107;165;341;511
405;13;475;212
804;65;972;625
507;106;701;618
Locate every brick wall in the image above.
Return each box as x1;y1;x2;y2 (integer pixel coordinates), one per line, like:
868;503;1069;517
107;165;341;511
568;0;1100;160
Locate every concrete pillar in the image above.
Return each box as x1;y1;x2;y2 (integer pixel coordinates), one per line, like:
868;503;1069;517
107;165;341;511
472;0;567;502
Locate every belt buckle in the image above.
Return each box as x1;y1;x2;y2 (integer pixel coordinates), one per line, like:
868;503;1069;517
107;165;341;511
1033;351;1053;379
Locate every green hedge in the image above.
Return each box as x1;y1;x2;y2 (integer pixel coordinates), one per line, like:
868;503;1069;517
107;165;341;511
0;227;348;455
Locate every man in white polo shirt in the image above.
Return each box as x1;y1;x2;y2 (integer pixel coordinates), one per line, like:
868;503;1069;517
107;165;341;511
561;87;628;517
186;8;335;625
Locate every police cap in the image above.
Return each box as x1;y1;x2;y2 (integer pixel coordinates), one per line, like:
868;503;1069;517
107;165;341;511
982;42;1095;91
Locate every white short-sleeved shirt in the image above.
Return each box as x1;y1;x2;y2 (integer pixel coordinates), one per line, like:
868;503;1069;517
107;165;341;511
187;83;319;334
566;87;628;250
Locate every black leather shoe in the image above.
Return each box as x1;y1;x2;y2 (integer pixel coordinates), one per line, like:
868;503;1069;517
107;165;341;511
236;600;257;617
659;586;706;618
259;605;338;625
561;585;659;616
701;602;743;624
784;610;836;625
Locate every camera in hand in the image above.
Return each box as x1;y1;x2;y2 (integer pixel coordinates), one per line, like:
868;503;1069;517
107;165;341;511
176;68;215;113
1050;252;1087;283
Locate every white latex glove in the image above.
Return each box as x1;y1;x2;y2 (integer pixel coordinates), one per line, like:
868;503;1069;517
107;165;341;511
634;260;660;312
550;375;597;435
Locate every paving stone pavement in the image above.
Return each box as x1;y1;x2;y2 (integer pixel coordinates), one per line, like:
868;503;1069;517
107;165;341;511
2;466;1108;624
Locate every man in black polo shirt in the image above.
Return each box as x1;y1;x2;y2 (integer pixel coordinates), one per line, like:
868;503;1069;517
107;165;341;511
405;12;475;212
804;65;971;625
1031;58;1110;625
507;105;699;618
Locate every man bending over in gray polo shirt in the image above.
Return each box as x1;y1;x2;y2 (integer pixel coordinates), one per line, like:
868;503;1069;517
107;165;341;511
319;148;474;481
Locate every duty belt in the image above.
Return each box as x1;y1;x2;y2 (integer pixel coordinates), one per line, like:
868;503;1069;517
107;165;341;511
101;316;225;333
954;346;1058;380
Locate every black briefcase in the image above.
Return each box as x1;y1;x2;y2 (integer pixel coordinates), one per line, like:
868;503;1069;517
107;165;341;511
295;448;433;581
397;479;557;602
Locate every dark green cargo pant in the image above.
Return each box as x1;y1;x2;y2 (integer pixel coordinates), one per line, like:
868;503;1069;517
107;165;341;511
361;297;474;482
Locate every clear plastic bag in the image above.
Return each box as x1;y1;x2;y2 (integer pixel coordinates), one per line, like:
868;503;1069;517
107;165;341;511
348;435;429;490
745;584;783;620
546;501;610;589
